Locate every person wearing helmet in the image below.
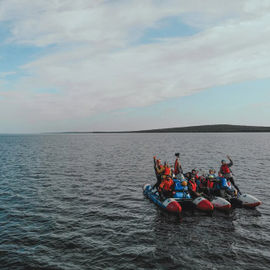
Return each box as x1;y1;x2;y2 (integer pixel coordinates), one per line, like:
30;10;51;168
219;155;241;194
209;169;216;177
201;171;220;196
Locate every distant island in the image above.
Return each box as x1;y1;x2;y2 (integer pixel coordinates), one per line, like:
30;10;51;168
62;124;270;134
132;124;270;133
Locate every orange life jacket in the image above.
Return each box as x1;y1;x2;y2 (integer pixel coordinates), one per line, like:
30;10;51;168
160;178;174;191
164;166;171;176
221;164;230;174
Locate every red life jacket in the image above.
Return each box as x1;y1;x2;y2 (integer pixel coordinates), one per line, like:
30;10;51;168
207;179;214;189
174;159;179;175
221;164;230;174
164;166;171;176
189;181;197;192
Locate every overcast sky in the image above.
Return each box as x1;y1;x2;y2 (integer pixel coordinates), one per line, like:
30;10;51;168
0;0;270;133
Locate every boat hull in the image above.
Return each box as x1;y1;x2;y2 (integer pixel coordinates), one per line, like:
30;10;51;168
143;184;182;214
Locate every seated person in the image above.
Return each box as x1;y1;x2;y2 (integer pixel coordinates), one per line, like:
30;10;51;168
216;174;237;198
158;175;174;199
185;169;199;181
188;177;201;198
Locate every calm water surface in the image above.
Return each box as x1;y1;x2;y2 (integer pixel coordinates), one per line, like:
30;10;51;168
0;133;269;270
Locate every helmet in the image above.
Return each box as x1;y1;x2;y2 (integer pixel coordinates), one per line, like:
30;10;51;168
182;181;187;186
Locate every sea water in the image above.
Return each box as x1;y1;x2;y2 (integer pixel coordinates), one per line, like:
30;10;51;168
0;133;269;270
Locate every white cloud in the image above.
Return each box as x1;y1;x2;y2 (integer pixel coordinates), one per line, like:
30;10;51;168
0;71;16;77
1;0;270;132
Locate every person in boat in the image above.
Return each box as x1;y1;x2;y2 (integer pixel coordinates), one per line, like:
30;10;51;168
153;156;163;189
153;158;172;189
206;174;220;195
216;172;237;197
200;169;223;197
184;169;199;184
174;153;183;178
158;175;174;199
208;169;216;177
188;176;201;198
191;169;199;179
219;155;241;194
155;161;171;176
184;172;192;180
163;162;172;177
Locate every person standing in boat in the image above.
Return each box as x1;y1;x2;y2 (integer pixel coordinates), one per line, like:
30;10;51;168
174;153;183;178
153;156;163;189
153;158;171;186
219;155;241;194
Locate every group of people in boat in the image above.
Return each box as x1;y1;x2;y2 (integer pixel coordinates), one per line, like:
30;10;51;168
153;153;241;200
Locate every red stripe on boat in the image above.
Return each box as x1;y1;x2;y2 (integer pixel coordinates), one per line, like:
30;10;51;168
244;201;261;208
218;203;231;210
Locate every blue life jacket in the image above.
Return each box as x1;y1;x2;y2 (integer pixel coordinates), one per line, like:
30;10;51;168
173;179;191;199
174;179;184;191
217;177;232;190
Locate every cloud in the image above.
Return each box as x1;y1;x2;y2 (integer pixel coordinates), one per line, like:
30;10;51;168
0;0;270;131
0;71;16;78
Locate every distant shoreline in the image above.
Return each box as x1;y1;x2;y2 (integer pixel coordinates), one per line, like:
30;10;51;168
59;124;270;134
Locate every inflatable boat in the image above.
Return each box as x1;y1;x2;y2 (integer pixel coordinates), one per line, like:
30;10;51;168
143;181;214;213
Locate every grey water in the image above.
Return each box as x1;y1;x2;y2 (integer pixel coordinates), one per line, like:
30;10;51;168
0;133;269;270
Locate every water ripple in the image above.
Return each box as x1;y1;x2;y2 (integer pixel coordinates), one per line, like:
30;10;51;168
0;133;269;269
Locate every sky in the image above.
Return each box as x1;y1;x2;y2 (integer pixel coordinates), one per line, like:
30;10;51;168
0;0;270;133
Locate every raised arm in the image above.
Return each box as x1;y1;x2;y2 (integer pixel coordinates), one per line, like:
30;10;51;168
227;155;233;167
